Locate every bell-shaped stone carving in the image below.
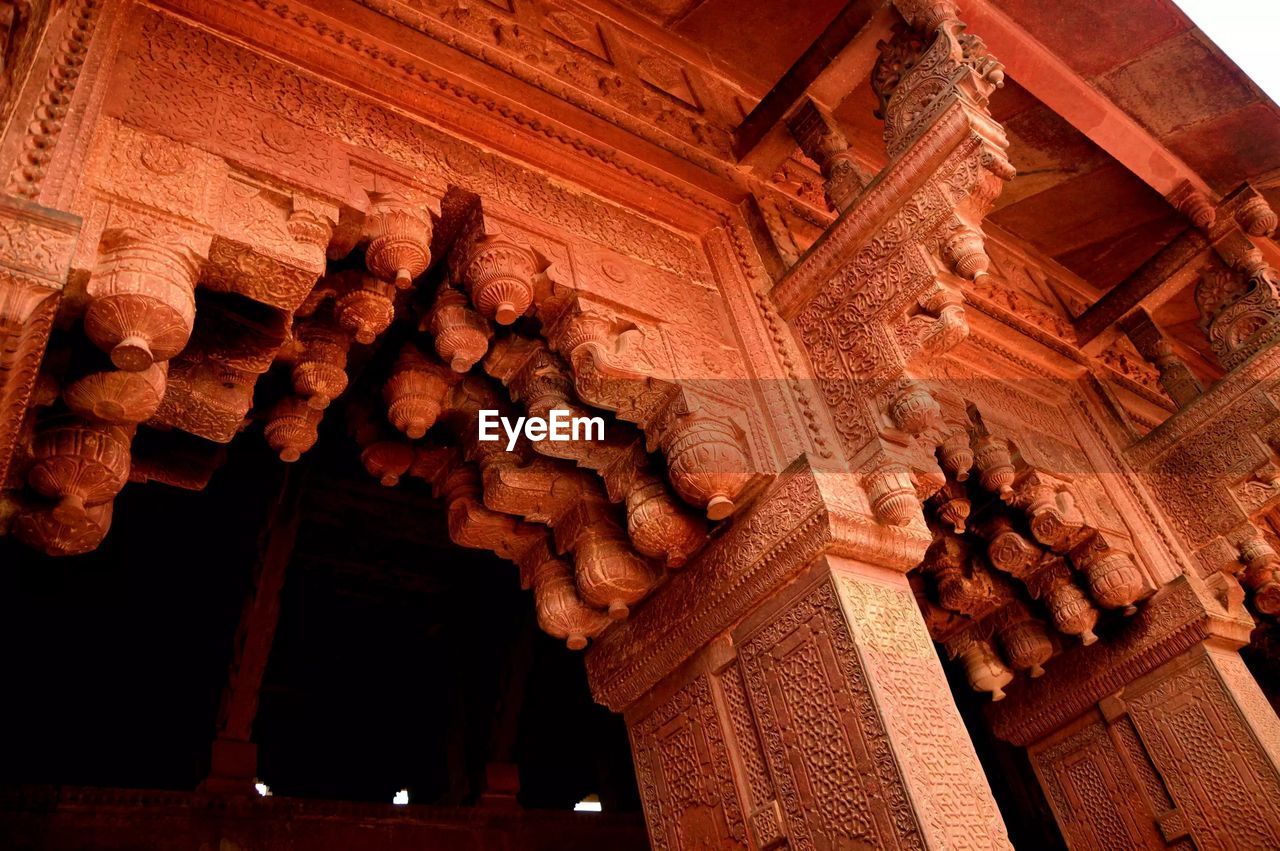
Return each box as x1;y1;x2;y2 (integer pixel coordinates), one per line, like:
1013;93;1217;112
865;462;919;526
365;198;433;289
573;526;660;620
972;432;1015;498
956;637;1014;701
1071;533;1143;615
1237;194;1277;237
931;478;970;533
944;226;992;280
938;428;974;481
334;275;396;345
999;616;1053;678
361;440;415;487
624;473;706;567
28;418;132;522
63;362;168;425
532;555;611;650
460;237;538;325
426;284;491;373
1026;560;1099;645
84;232;201;371
13;500;113;557
1240;536;1280;617
662;415;751;520
383;347;453;439
889;382;943;436
292;320;351;410
264;396;321;462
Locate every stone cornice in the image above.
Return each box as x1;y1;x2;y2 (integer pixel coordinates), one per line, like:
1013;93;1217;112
585;455;930;711
156;0;744;232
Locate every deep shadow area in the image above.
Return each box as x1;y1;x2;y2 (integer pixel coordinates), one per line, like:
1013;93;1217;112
0;412;638;814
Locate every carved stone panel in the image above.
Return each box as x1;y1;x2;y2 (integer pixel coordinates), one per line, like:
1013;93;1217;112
1030;714;1165;850
629;672;749;851
1126;646;1280;848
733;558;1010;850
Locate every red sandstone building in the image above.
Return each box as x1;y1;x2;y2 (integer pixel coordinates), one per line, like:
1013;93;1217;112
0;0;1278;848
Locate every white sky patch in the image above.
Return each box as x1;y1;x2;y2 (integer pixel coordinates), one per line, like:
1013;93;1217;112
573;796;602;812
1173;0;1280;103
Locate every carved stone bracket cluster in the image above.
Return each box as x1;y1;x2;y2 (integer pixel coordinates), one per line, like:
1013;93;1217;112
1173;183;1280;372
914;403;1152;699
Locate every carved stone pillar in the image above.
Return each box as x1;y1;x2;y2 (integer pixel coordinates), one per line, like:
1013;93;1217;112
588;460;1012;849
989;575;1280;849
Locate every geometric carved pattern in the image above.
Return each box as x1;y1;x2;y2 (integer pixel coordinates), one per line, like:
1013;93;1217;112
836;569;1009;847
1126;648;1280;848
1031;716;1163;849
736;572;923;850
630;674;748;851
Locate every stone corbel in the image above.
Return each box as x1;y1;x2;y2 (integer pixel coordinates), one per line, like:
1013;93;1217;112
363;190;436;291
13;415;131;556
881;0;1009;162
450;213;541;326
1185;183;1280;372
84;225;208;373
485;334;708;564
424;281;491;373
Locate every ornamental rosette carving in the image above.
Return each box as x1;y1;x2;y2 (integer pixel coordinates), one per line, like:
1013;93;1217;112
84;231;202;371
1196;261;1280;371
661;414;752;520
460;236;538;326
365;196;433;289
28;418;132;522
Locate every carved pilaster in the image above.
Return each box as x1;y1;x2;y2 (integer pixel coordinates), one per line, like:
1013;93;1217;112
0;195;79;487
990;574;1280;849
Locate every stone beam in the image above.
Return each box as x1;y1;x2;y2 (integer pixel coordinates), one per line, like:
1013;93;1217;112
1073;227;1209;349
733;0;893;170
956;0;1215;199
